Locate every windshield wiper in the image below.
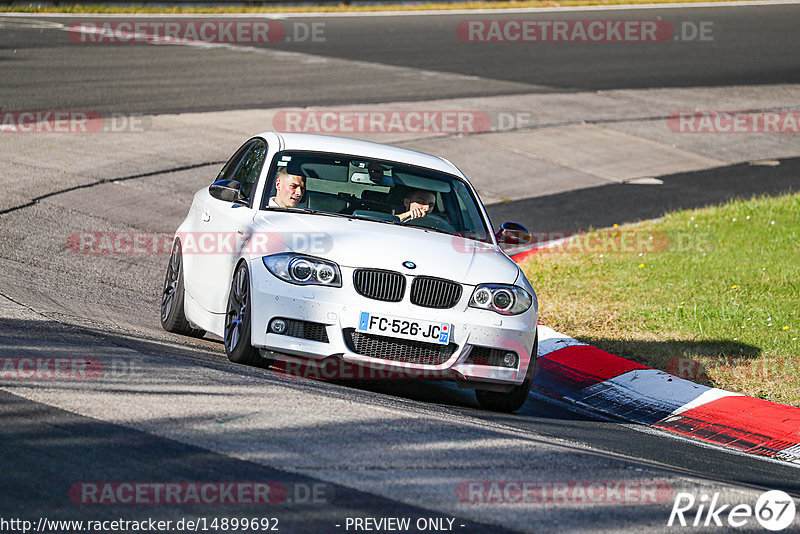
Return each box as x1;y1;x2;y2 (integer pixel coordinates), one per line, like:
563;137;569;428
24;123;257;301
374;218;463;239
265;207;353;219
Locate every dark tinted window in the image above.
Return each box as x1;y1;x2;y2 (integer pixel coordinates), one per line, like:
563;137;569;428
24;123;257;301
231;139;267;201
215;138;268;202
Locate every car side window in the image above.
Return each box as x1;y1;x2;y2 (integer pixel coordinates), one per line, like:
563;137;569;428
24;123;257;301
231;139;268;202
214;139;268;203
216;141;254;184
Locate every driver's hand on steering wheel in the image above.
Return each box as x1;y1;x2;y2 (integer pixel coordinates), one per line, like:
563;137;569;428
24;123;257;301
398;205;430;222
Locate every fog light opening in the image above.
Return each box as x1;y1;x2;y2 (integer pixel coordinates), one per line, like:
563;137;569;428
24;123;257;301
269;318;287;334
502;352;518;368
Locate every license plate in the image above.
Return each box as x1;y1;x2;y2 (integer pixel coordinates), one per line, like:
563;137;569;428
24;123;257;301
357;312;451;345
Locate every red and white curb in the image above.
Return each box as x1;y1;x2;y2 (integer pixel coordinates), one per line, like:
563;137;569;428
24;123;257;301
511;237;800;465
533;324;800;465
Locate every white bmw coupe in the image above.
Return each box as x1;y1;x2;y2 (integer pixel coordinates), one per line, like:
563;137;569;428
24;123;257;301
161;132;538;412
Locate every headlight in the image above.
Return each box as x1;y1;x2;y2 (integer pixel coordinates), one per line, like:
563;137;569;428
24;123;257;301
469;284;532;315
263;253;342;287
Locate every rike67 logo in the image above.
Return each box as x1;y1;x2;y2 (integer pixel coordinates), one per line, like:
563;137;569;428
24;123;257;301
668;490;797;531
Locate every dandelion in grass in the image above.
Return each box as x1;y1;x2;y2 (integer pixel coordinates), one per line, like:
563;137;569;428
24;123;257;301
638;264;645;268
784;326;791;331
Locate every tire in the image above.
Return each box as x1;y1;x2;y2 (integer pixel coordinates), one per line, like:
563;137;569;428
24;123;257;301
475;332;538;413
161;240;205;338
224;262;261;366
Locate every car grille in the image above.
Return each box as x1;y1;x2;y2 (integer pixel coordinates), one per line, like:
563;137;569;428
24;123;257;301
410;276;462;309
343;329;457;366
283;319;329;343
353;269;405;302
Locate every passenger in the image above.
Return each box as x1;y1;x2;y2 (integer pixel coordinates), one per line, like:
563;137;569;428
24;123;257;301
269;167;305;208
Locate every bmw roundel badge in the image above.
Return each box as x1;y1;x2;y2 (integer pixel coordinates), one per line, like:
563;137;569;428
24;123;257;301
402;261;416;269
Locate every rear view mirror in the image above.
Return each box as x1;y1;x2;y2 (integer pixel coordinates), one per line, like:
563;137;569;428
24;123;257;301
209;180;247;204
495;221;533;251
350;171;394;187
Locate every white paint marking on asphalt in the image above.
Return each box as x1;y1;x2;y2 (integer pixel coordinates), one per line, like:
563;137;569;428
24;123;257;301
61;24;486;82
625;177;664;185
0;17;63;28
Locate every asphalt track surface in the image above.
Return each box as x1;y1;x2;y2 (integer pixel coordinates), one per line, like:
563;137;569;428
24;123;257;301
2;3;800;532
1;3;800;114
488;156;800;233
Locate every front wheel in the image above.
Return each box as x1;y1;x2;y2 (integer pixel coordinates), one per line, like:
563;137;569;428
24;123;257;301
224;262;261;366
475;333;538;413
160;240;205;337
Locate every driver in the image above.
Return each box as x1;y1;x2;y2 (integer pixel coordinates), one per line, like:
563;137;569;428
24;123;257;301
269;167;305;208
397;188;435;222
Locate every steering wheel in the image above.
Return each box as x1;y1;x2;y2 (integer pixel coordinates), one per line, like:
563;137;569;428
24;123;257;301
402;213;457;233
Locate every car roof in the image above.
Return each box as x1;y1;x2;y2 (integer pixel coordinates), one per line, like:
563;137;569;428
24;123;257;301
262;132;463;177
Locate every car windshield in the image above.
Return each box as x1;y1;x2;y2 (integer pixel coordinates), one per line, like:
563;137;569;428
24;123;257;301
261;151;493;244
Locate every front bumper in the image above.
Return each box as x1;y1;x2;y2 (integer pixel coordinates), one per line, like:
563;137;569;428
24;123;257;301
249;258;537;387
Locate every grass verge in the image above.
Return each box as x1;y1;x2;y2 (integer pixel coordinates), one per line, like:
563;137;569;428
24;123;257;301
3;0;751;15
519;192;800;407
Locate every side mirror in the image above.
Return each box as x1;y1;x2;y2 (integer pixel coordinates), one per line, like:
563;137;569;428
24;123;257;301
495;221;533;251
209;180;247;204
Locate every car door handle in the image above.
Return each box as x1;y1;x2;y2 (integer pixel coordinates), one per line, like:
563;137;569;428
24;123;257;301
201;210;211;223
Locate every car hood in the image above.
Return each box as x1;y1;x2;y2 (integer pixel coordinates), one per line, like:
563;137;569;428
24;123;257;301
251;211;520;285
